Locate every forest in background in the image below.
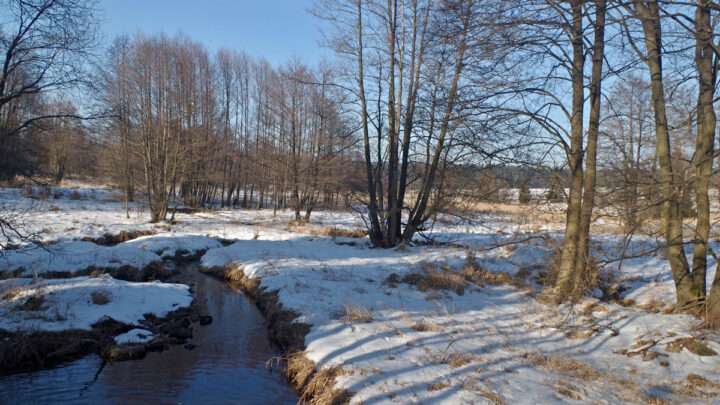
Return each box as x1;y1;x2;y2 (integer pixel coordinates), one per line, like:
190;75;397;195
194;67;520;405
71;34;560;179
2;0;720;325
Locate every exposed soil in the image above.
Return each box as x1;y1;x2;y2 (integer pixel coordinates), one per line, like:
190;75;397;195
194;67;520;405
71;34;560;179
0;261;170;282
81;230;156;246
0;302;204;375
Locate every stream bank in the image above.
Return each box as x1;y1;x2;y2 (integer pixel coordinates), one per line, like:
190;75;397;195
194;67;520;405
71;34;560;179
0;262;298;404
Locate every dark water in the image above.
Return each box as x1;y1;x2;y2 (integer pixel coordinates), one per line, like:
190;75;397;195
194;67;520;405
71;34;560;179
0;265;298;405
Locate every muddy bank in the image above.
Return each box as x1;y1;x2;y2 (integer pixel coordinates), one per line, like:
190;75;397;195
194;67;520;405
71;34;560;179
0;261;170;282
202;263;352;404
0;263;297;404
81;230;156;246
0;302;204;375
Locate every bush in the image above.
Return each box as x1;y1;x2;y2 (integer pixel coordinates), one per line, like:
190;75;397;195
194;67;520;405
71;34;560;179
91;290;111;305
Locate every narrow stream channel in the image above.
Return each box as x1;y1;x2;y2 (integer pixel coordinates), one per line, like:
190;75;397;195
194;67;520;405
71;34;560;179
0;263;298;404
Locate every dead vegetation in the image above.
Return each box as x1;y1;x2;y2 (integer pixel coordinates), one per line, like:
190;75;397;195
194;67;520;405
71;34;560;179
339;305;373;324
679;373;720;398
288;353;352;405
445;352;475;368
665;337;717;356
16;292;46;311
462;252;516;287
90;290;111;305
202;263;351;404
525;352;601;381
1;286;26;301
555;380;586;400
410;319;441;332
286;221;367;239
385;252;535;297
81;230;155;246
397;263;468;295
427;380;451;391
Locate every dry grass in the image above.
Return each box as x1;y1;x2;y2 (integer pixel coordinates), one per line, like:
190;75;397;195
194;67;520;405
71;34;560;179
402;263;468;295
555;380;586;400
90;290;111;305
339;305;373;324
644;396;670;405
677;373;720;398
445;352;475;368
2;286;25;301
287;352;351;405
287;221;367;239
461;380;506;405
665;337;717;356
411;319;441;332
427;381;451;391
525;352;601;381
462;252;515;286
216;262;350;404
16;292;46;311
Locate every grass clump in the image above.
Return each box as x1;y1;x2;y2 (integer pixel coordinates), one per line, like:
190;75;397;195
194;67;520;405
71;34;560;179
340;305;373;324
90;290;111;305
665;337;717;356
402;263;468;295
525;351;601;381
411;319;441;332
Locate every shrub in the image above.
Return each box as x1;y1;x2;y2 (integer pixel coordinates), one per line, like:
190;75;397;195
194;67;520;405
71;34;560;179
91;290;111;305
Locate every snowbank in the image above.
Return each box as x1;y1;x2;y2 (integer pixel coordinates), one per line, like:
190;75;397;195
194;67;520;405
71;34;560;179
0;241;161;278
202;237;720;404
123;234;223;259
0;275;192;332
114;328;155;345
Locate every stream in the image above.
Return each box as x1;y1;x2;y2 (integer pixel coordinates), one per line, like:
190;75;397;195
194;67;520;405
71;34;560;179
0;263;298;404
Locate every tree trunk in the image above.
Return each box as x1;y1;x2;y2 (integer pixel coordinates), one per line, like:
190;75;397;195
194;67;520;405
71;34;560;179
574;0;606;296
632;0;693;309
696;0;719;324
553;0;585;301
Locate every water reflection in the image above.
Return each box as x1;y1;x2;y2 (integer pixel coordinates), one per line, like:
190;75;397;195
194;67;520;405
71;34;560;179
0;266;297;405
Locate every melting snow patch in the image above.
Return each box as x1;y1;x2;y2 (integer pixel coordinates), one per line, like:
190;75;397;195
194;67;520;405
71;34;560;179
0;275;192;332
114;328;155;345
123;234;223;258
0;241;161;277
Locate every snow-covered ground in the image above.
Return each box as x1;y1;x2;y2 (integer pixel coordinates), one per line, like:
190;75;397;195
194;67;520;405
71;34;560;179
0;275;192;332
0;241;161;277
1;182;719;403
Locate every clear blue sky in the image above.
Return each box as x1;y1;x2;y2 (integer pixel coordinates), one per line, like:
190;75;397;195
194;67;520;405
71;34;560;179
97;0;329;65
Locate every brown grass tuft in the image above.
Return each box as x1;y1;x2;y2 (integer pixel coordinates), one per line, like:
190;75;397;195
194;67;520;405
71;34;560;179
211;263;351;404
555;380;585;400
16;292;45;311
287;220;367;239
525;352;601;381
340;305;373;324
287;352;352;405
428;381;451;391
411;319;441;332
2;286;25;301
665;337;717;356
446;352;475;368
403;263;468;295
462;251;527;288
90;290;111;305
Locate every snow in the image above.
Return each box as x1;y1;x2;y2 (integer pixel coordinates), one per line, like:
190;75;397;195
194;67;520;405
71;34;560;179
202;233;720;404
0;241;162;278
1;182;719;403
123;234;223;258
0;275;192;332
114;328;155;345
